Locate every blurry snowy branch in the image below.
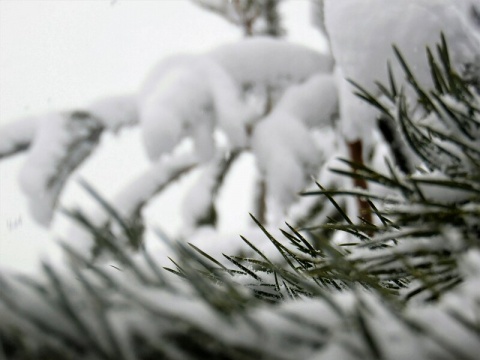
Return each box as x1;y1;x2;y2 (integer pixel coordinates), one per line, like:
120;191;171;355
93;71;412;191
70;38;336;258
0;35;338;263
0;95;138;226
0;95;137;160
0;117;36;159
182;149;241;229
191;0;284;36
310;0;326;36
66;153;198;255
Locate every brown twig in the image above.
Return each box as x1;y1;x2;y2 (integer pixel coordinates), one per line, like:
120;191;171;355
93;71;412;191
348;140;373;225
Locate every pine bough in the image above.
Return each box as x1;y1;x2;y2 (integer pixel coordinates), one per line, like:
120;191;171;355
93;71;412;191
1;37;479;360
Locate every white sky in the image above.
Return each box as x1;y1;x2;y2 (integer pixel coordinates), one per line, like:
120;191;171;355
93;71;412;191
0;0;327;274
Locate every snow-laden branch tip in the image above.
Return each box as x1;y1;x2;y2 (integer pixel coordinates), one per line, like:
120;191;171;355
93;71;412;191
251;73;337;214
19;111;104;226
137;37;335;224
5;37;335;229
182;150;240;231
0;116;37;159
140;37;333;163
10;95;138;226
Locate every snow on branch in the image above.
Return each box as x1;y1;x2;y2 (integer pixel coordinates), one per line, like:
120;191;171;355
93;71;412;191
0;95;137;162
11;95;138;226
139;54;252;161
311;0;326;36
210;38;333;95
58;39;337;251
138;36;333;165
251;73;337;217
19;111;104;226
273;73;337;128
182;150;240;230
0;116;37;159
88;94;139;131
66;152;199;257
3;37;335;233
252;112;320;216
111;153;198;220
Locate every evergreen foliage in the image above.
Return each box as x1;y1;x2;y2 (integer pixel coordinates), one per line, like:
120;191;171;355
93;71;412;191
0;37;479;359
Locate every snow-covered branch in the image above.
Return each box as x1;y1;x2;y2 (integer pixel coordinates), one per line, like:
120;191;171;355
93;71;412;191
66;152;199;257
88;94;139;131
1;95;139;227
3;37;335;235
0;117;37;159
0;95;137;161
310;0;326;36
191;0;284;37
111;153;198;220
182;150;240;230
19;111;104;226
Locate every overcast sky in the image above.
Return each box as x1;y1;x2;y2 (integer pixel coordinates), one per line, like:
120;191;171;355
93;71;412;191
0;0;326;273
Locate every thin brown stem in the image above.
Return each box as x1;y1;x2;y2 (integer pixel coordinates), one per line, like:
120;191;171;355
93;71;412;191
348;140;373;226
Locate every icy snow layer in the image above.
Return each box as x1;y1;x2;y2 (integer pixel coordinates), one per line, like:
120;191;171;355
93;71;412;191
324;0;480;144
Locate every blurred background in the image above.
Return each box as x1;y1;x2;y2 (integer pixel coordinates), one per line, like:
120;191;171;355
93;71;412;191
0;0;326;273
